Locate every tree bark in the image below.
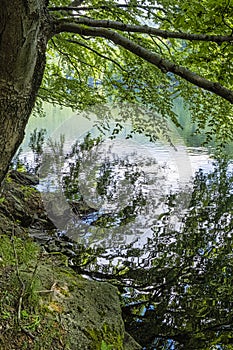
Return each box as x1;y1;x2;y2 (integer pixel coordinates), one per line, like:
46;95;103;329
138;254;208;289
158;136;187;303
0;0;50;185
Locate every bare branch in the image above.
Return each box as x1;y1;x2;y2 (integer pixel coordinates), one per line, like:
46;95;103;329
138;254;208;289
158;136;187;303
53;18;233;44
54;21;233;104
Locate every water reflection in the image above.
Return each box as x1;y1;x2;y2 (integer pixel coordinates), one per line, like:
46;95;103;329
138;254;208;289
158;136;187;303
28;112;233;349
74;158;233;350
39;125;209;249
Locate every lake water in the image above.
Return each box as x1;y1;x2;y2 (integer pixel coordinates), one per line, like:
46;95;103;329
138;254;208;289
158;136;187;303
20;105;233;349
22;107;213;245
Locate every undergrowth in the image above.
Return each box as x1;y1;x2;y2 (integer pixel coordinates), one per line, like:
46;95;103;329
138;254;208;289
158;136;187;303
0;233;69;350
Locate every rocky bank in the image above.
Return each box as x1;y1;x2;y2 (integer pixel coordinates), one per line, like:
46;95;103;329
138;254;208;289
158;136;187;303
0;171;141;350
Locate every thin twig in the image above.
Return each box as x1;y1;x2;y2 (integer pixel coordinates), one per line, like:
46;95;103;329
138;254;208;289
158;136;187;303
21;327;35;340
67;39;127;72
51;38;82;82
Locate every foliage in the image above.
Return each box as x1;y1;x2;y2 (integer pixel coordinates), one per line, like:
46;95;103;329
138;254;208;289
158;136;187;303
40;0;233;144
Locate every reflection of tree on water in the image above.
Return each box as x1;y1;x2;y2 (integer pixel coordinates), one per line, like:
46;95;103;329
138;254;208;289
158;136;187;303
41;133;233;348
72;159;233;349
43;131;172;246
63;132;148;228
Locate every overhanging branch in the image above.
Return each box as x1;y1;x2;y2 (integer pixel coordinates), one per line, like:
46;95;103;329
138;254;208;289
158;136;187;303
54;18;233;44
54;21;233;104
49;4;166;13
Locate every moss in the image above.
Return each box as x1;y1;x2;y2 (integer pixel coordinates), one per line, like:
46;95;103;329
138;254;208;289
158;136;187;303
0;234;69;350
101;322;124;350
83;320;124;350
0;233;141;350
101;341;114;350
20;185;38;199
0;234;126;349
0;234;40;267
84;328;102;348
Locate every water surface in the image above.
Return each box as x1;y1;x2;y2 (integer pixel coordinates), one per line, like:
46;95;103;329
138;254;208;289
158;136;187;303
21;106;233;349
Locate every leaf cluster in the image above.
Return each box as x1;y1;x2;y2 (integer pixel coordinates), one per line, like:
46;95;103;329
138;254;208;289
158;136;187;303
41;0;233;144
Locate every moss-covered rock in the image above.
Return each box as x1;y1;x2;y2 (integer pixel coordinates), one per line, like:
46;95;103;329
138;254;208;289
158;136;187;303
0;235;141;349
33;263;125;349
0;170;55;235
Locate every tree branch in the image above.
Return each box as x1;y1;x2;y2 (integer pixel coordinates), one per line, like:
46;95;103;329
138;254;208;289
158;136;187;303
49;5;166;13
53;17;233;44
51;38;82;82
66;39;128;72
68;0;85;6
54;21;233;104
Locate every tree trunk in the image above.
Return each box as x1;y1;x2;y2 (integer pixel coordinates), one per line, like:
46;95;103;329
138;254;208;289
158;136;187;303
0;0;50;185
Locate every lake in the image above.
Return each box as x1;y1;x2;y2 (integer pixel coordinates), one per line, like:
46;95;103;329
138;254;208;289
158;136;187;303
20;104;233;349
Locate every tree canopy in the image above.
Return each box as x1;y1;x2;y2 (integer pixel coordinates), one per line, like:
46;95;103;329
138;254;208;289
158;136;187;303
42;0;233;143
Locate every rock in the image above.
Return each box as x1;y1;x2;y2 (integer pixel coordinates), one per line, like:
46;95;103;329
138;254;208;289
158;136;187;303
0;171;55;234
9;170;39;186
21;259;141;350
124;332;142;350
